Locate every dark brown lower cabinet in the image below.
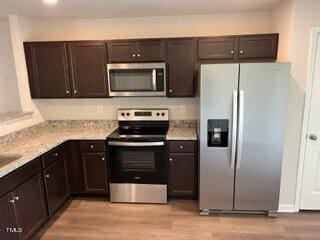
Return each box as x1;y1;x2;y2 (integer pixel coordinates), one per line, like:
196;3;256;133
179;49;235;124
0;193;19;240
43;157;69;215
81;152;107;194
12;173;48;240
168;153;197;199
67;141;85;193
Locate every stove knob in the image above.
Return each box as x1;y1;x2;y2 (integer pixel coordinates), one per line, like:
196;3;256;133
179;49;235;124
126;113;130;116
156;112;160;116
121;113;125;116
161;112;165;116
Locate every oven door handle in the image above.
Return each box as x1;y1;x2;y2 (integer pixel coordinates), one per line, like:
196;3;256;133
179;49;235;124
107;141;165;147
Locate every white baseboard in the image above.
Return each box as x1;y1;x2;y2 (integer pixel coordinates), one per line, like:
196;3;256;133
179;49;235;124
278;204;297;213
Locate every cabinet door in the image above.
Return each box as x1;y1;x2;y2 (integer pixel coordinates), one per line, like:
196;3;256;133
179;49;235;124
69;42;108;97
167;39;196;97
198;37;236;60
44;158;69;216
136;40;165;62
238;34;278;60
107;41;137;63
67;141;85;194
0;193;19;240
81;153;107;194
24;42;71;98
12;173;47;240
168;153;196;198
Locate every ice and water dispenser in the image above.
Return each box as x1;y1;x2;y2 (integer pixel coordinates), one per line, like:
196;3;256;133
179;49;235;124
207;120;229;147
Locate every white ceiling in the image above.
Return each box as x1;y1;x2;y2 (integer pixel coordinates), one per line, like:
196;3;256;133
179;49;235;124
0;0;285;20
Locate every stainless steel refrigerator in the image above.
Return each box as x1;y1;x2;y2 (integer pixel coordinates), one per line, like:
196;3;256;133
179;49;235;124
198;63;290;216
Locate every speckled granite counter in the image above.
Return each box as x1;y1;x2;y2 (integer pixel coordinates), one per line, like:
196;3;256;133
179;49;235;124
166;120;197;140
0;120;197;179
0;111;33;124
166;127;198;140
0;121;117;178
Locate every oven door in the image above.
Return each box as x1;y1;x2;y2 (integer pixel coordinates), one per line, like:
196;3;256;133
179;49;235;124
108;141;167;184
107;63;166;97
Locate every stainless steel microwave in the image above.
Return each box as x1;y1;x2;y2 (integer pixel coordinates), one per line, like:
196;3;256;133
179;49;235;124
107;63;166;97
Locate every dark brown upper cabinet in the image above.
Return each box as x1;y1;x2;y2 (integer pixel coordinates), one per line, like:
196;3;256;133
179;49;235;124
238;34;278;60
68;42;108;98
24;42;72;98
24;34;278;99
167;38;196;97
107;41;136;63
108;39;165;63
24;41;109;99
197;34;278;61
136;40;165;62
198;36;237;60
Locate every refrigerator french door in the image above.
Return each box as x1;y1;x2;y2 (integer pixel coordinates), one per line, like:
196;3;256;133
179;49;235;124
199;63;289;214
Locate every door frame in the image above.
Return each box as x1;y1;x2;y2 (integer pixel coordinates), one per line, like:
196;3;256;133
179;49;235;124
295;27;320;212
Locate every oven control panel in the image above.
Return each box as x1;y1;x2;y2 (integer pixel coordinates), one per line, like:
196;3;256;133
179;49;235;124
118;109;169;121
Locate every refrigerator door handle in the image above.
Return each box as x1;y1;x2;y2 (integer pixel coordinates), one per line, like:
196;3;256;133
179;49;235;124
236;90;244;169
231;90;238;169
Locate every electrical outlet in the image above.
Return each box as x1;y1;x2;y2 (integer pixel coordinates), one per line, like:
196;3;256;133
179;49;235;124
97;106;103;114
179;105;186;114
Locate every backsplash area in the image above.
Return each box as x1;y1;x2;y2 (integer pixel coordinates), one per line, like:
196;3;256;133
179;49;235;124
34;98;197;120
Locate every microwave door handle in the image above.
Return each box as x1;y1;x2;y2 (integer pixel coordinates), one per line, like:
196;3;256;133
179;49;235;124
108;141;165;147
152;69;157;91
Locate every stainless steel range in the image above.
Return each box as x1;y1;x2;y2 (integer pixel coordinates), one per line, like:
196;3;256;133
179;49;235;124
107;109;169;204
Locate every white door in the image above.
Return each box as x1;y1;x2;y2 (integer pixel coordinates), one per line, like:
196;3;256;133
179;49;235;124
300;33;320;210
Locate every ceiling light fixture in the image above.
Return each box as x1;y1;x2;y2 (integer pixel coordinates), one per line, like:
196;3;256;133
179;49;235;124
42;0;58;5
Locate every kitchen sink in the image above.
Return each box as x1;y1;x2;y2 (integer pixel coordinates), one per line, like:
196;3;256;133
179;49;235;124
0;154;22;168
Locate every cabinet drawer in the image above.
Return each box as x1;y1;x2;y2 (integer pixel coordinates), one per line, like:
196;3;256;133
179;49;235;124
42;145;66;168
79;141;105;152
0;158;42;197
168;141;196;153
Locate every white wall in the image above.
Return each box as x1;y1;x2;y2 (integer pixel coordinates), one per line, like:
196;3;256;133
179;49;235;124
289;0;320;210
35;98;197;120
0;18;21;112
28;11;272;41
272;0;320;211
272;0;293;61
21;11;273;120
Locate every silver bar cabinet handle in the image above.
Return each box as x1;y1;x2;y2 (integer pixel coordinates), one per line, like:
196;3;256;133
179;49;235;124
230;90;238;169
236;90;244;169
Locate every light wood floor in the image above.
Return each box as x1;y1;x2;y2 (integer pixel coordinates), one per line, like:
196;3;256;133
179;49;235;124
34;197;320;240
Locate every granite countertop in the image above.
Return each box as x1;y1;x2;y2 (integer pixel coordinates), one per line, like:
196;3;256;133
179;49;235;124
0;111;33;124
166;127;198;140
0;120;197;179
0;121;117;179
